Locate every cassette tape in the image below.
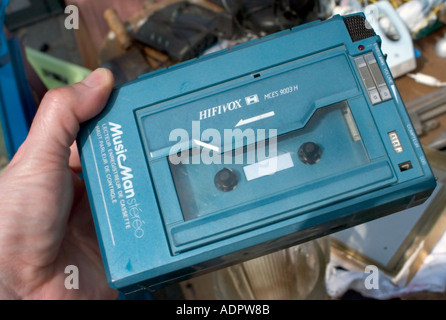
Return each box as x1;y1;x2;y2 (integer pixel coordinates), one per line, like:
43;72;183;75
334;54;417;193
77;13;437;293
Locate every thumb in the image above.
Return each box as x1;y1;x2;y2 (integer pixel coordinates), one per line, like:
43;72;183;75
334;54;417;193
11;68;114;169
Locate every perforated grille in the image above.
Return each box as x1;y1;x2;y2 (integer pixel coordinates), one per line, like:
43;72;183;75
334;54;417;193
343;15;376;42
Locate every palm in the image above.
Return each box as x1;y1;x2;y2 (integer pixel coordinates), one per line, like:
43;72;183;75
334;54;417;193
41;173;117;300
0;68;117;300
0;160;117;300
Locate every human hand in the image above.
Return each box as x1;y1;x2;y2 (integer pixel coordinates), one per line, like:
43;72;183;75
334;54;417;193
0;68;118;299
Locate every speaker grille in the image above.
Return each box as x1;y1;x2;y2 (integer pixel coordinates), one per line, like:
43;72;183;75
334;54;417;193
343;15;376;42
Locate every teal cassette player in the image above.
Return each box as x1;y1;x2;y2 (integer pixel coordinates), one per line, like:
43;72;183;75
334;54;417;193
77;13;437;293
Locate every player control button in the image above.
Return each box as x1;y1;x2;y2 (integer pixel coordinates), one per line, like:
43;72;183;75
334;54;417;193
215;168;239;191
298;142;322;165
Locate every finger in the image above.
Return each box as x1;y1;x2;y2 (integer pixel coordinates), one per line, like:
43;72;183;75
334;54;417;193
11;68;114;168
69;141;82;174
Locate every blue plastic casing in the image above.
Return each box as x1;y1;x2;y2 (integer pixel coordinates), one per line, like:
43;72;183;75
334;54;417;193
78;13;437;293
0;0;36;159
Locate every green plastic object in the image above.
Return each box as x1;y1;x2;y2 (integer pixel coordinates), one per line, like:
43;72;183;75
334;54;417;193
25;46;91;89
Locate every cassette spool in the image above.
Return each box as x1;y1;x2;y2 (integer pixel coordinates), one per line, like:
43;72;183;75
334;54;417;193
78;13;437;293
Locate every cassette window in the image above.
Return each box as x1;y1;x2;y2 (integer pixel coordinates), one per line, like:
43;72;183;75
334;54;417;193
168;101;370;221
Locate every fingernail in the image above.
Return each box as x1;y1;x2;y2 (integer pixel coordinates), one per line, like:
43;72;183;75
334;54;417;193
82;68;108;88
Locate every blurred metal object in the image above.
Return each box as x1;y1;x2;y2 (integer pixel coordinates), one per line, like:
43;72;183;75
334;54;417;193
407;86;446;136
428;130;446;150
212;238;330;300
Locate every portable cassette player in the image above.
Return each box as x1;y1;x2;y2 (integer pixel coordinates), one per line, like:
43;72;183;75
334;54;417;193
78;13;437;293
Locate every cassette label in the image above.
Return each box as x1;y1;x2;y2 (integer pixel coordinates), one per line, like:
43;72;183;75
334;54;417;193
243;152;293;181
78;13;437;292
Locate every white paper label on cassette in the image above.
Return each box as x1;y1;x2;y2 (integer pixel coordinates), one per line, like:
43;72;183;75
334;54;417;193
243;153;294;181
